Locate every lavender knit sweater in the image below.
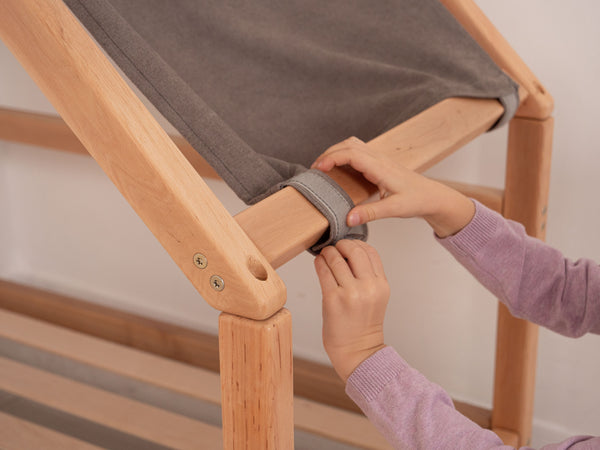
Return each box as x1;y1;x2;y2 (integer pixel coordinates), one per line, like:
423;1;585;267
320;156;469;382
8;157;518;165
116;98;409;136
346;201;600;449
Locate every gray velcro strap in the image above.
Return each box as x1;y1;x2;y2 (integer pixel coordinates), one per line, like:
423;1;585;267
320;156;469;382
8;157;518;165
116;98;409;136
280;170;368;254
490;86;520;129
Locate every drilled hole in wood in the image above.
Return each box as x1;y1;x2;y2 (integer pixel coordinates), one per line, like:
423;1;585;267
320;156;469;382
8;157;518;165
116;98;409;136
247;256;268;281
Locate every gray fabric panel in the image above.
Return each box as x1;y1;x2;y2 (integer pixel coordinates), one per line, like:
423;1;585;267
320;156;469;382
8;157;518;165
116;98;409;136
64;0;518;206
281;170;368;253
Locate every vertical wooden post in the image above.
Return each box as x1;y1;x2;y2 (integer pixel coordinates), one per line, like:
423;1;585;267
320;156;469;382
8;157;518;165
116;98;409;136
219;309;294;450
492;116;554;446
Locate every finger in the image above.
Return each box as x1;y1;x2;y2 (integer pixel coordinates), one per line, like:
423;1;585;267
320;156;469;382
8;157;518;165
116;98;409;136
320;245;355;285
347;196;401;226
311;137;367;167
335;239;374;279
316;152;391;191
356;240;386;278
321;136;365;156
314;255;339;291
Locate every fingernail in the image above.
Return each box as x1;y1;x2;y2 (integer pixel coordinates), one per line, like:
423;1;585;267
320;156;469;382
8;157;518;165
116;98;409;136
348;212;360;226
314;161;322;169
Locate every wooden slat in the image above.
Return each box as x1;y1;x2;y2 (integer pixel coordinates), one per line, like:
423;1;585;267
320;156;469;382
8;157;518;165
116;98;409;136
293;397;392;449
0;107;220;179
0;0;285;321
0;308;221;403
0;278;357;411
493;116;554;446
238;97;505;268
440;0;553;119
0;411;103;450
0;356;222;449
219;310;294;450
0;279;492;427
1;100;504;269
0;308;391;449
0;278;222;373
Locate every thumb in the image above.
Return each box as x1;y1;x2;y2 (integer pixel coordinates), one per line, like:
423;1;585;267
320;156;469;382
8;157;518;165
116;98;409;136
347;196;400;226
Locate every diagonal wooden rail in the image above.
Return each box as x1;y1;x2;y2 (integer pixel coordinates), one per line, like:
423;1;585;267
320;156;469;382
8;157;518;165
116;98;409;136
0;0;286;321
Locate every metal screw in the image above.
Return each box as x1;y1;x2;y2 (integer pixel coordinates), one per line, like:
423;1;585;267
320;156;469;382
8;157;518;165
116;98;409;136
210;275;225;291
193;253;208;269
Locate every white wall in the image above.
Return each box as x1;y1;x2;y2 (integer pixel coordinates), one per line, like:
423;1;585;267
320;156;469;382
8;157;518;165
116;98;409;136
1;1;598;445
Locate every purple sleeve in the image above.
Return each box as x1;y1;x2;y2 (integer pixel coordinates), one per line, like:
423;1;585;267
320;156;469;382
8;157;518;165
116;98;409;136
345;201;600;448
346;347;597;449
436;200;600;337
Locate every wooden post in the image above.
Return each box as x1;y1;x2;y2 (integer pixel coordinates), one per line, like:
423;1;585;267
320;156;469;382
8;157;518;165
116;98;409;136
492;116;554;446
219;309;294;450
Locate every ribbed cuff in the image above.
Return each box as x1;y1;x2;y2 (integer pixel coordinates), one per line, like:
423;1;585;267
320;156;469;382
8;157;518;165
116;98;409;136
346;346;408;402
436;200;499;257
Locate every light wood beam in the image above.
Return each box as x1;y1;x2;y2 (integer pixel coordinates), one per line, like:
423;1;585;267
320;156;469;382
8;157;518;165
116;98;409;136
0;107;220;179
238;97;505;268
0;0;285;320
493;116;554;446
219;309;294;450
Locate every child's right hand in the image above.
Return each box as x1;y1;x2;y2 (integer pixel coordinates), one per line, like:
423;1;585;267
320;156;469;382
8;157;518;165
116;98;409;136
311;137;475;238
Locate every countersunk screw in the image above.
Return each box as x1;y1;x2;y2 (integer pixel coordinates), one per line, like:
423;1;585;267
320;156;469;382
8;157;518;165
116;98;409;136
210;275;225;291
193;253;208;269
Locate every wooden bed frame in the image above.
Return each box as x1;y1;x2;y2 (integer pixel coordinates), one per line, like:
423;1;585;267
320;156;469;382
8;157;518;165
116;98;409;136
0;0;553;448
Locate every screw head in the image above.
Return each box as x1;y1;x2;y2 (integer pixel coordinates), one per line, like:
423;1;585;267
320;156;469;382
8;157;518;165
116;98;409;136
210;275;225;291
193;253;208;269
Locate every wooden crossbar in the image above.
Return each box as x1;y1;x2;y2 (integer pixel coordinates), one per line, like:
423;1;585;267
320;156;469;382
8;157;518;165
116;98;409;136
237;97;506;267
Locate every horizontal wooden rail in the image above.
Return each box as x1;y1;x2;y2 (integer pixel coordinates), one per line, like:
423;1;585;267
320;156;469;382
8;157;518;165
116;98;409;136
0;0;285;320
440;0;553;119
0;279;492;429
238;97;505;267
0;107;220;179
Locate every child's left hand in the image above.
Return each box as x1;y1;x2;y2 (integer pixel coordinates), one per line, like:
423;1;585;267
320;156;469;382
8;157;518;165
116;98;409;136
314;239;389;383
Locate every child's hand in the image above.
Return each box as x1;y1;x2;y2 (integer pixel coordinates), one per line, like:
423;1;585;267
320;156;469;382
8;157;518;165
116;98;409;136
311;137;475;238
314;239;389;383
